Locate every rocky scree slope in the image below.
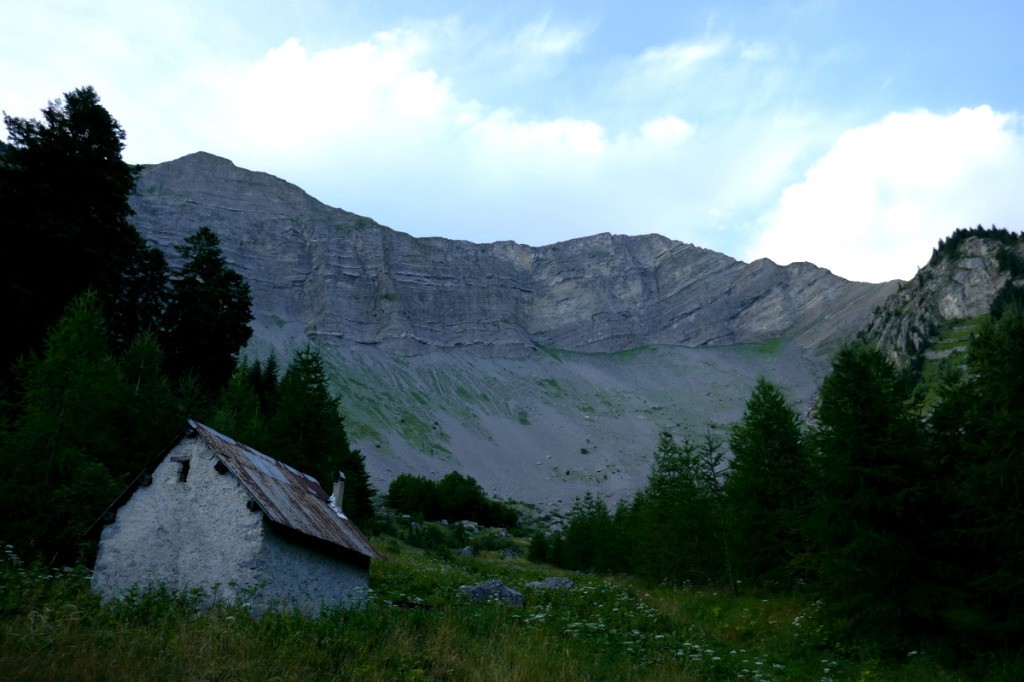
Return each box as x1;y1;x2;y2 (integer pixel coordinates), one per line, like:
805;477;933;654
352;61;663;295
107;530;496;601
130;152;898;509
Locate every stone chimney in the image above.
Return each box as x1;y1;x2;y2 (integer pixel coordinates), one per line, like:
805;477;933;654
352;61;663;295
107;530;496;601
332;471;346;509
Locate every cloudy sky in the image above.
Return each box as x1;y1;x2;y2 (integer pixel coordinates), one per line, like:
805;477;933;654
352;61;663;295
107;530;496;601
3;1;1023;282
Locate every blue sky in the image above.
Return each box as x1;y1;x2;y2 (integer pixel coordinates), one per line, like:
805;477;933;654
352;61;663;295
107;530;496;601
3;1;1023;282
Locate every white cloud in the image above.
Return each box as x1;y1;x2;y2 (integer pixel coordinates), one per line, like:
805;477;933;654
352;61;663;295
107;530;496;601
163;32;728;245
470;112;607;157
513;17;586;57
638;40;727;74
748;106;1024;282
157;24;837;255
408;14;590;91
18;6;1017;280
639;116;695;144
213;34;452;150
0;6;819;253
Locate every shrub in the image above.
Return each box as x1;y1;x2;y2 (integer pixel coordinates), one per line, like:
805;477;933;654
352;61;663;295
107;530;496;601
386;471;518;527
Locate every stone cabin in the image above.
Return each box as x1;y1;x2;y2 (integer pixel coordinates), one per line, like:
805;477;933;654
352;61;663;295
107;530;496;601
91;420;385;614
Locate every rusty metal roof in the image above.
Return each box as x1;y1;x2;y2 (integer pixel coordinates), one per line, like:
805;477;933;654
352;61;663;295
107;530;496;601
189;420;385;561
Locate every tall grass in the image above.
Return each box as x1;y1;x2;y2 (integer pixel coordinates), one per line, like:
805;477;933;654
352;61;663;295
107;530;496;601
0;541;1016;680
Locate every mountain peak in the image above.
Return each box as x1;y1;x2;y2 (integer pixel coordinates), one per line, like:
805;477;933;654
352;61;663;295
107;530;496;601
130;153;895;358
127;152;902;506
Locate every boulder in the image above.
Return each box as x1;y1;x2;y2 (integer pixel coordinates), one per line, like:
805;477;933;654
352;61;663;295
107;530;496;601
525;577;574;591
459;579;525;607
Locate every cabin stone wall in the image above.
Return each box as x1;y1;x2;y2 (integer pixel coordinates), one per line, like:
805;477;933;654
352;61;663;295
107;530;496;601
91;433;370;614
92;436;264;604
249;528;370;613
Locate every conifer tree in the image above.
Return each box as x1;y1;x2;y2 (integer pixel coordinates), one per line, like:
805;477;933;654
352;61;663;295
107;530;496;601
528;530;551;563
386;473;440;519
725;377;811;584
630;430;730;585
113;330;178;474
249;353;281;417
208;361;266;447
0;293;123;561
1;86;143;376
561;492;614;572
266;347;374;523
161;227;253;395
809;344;930;641
940;303;1024;645
385;471;516;527
104;233;170;355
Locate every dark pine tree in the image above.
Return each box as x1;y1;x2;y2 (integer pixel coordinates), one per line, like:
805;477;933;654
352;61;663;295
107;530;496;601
208;360;268;448
808;343;932;644
112;330;179;476
248;353;281;418
560;492;614;572
630;430;730;586
161;226;253;395
103;231;170;355
266;347;374;524
386;473;440;519
1;86;144;376
938;302;1024;648
0;293;124;563
725;377;812;585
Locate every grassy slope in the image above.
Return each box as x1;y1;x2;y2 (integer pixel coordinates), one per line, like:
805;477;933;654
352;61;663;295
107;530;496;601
0;538;1007;681
913;314;987;410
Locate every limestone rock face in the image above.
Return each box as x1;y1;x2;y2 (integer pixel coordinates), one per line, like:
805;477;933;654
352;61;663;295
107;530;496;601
860;236;1024;366
131;152;895;359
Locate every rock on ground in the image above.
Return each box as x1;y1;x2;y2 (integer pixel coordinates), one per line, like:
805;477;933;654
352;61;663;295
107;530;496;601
459;579;525;607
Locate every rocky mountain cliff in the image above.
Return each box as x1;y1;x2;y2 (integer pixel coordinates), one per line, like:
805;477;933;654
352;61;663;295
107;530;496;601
130;152;900;509
860;231;1024;368
133;153;894;359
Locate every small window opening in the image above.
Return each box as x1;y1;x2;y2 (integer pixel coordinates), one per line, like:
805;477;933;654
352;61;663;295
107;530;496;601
171;456;191;482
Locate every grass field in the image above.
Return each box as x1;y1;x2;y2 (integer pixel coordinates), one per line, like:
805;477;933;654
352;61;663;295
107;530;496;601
0;536;1015;681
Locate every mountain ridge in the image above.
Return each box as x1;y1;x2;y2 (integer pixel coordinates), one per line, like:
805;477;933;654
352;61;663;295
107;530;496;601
132;152;896;360
129;151;899;508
